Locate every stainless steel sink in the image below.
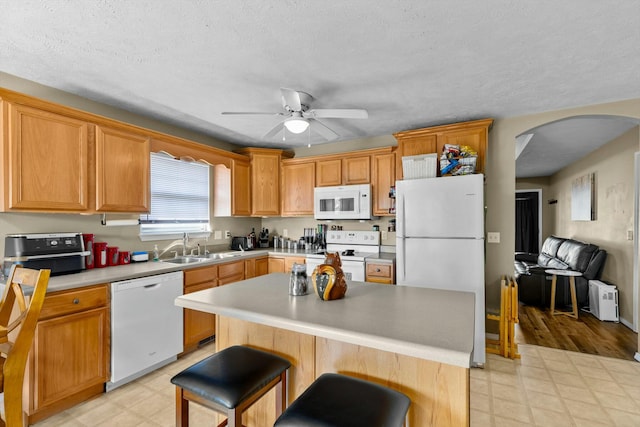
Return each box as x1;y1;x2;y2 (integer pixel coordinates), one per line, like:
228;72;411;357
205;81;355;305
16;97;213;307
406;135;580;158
161;256;207;264
198;252;242;260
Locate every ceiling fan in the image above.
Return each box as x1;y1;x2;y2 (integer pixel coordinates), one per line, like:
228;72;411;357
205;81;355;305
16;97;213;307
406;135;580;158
221;88;368;141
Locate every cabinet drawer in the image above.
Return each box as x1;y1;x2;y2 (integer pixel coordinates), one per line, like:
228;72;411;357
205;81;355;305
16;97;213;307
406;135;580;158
39;285;108;320
218;260;244;279
366;263;392;278
184;266;216;285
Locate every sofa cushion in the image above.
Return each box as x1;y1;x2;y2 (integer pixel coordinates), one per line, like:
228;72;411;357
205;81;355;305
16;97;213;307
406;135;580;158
557;240;598;272
583;250;607;280
546;257;569;270
537;236;565;265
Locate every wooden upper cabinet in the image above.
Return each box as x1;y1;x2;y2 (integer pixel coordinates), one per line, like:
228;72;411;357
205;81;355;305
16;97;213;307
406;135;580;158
231;159;251;216
372;152;396;216
316;156;370;186
394;119;493;179
316;159;342;187
281;161;315;216
343;156;370;184
4;103;90;211
95;125;150;212
235;148;292;217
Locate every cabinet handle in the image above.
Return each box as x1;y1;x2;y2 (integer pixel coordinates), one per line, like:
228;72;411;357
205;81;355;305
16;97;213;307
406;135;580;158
73;298;80;304
376;268;381;272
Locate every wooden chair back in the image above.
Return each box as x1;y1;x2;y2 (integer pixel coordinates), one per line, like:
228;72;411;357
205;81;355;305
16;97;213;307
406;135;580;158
0;265;50;427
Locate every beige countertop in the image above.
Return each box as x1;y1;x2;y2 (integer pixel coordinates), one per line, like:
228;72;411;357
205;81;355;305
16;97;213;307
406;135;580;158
3;248;312;293
175;273;474;368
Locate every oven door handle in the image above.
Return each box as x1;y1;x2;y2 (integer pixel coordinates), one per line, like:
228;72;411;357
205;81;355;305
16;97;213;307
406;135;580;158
4;251;91;261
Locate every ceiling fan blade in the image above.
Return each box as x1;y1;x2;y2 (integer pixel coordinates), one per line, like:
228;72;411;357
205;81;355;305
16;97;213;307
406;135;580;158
280;88;302;111
309;119;339;141
221;111;284;116
307;109;368;119
263;122;284;139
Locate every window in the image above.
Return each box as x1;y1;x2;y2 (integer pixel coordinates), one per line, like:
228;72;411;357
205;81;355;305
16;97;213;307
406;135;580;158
139;152;211;239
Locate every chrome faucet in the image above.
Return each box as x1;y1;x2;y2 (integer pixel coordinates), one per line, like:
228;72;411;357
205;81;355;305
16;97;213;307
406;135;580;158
182;233;189;256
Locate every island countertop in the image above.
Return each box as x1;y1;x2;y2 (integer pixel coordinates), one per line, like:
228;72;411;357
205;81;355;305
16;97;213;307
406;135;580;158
175;272;475;367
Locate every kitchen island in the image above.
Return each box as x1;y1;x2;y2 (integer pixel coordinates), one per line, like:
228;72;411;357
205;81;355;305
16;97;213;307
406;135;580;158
175;273;475;426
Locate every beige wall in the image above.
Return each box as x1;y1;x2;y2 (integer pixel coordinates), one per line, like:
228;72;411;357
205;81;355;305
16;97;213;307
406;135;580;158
516;129;638;323
488;99;640;356
547;127;638;322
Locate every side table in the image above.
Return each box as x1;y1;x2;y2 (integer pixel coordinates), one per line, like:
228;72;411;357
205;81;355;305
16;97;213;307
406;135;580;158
545;269;582;319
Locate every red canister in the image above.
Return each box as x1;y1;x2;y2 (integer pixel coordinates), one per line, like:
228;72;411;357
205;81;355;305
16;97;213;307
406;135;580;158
118;251;130;265
93;242;108;268
82;233;95;269
107;246;119;266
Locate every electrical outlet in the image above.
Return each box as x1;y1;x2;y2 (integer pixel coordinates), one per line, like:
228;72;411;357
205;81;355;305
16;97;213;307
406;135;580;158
225;230;231;238
283;229;288;237
487;232;500;243
214;230;222;240
627;230;633;241
381;231;388;240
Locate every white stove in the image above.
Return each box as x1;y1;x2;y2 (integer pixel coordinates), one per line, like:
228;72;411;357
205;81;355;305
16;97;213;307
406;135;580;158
306;230;380;281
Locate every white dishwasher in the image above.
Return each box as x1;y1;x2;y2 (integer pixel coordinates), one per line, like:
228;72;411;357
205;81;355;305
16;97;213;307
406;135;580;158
107;271;183;391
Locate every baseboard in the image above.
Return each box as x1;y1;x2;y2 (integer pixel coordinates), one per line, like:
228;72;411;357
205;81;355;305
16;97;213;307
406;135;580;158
619;316;635;331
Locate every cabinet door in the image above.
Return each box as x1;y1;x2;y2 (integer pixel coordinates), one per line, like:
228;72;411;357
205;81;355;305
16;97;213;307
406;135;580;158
372;153;396;216
268;257;285;273
232;160;251;216
255;257;269;277
316;159;342;187
438;126;487;174
284;256;306;273
281;162;315;216
6;103;89;211
251;153;280;216
95;125;150;212
33;307;108;410
343;156;370;184
184;281;216;350
245;256;269;278
218;260;245;285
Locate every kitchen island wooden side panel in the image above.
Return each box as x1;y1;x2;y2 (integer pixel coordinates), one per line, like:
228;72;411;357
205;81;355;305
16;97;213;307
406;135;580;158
216;315;469;427
316;337;470;427
216;316;316;426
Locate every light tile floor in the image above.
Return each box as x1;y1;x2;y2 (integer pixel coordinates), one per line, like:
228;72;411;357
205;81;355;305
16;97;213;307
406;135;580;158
33;343;640;427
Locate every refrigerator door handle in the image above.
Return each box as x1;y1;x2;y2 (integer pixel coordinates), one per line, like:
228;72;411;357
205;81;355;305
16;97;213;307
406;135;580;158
397;191;405;237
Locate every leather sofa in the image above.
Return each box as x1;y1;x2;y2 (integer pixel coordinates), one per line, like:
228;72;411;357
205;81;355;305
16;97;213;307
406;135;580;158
515;236;607;308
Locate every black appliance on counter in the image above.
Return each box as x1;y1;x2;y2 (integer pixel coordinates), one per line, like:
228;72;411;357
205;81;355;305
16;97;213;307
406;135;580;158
230;236;253;251
4;233;89;276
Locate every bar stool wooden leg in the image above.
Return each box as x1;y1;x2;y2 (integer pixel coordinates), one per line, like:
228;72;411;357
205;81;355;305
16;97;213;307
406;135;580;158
176;386;189;427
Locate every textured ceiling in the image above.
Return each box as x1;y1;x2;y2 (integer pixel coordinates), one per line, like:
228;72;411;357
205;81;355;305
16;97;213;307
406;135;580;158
1;1;640;176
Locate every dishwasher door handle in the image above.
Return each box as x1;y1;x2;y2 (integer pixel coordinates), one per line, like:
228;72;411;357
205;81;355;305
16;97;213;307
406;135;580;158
144;283;160;289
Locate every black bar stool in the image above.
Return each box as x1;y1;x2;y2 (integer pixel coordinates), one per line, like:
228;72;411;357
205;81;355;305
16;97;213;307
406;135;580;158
171;345;291;427
274;373;410;427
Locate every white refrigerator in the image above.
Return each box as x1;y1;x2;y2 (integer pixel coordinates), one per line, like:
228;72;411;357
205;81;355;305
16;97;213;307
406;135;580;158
396;174;486;365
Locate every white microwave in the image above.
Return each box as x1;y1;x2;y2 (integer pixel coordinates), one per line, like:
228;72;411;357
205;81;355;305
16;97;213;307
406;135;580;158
314;184;371;220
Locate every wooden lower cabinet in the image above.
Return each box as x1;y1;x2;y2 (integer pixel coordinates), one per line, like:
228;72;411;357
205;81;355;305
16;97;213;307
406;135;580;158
365;262;395;284
268;256;306;273
29;285;109;424
218;259;245;285
183;266;218;353
245;256;269;279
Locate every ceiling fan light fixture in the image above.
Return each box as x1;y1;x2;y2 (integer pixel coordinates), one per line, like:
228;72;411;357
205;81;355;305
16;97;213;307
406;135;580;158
284;117;309;134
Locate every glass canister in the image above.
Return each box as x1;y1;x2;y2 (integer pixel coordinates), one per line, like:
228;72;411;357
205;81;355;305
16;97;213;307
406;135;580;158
289;263;308;296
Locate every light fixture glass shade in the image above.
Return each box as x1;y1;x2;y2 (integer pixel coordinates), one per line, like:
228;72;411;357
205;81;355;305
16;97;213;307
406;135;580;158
284;118;309;134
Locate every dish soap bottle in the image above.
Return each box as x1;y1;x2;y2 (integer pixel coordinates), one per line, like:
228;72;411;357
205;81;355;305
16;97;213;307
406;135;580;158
152;244;159;262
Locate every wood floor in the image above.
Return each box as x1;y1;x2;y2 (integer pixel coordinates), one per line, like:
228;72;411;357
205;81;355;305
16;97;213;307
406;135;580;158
516;302;639;361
